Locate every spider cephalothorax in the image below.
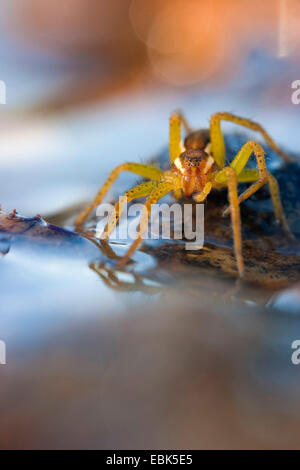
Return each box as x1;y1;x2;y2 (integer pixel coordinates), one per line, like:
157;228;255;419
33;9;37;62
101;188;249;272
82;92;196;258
75;111;294;277
173;149;216;197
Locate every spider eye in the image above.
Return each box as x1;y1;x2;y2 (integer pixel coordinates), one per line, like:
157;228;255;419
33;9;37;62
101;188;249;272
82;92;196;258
180;149;207;166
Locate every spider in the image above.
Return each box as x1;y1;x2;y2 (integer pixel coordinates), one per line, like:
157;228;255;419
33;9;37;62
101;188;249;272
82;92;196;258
75;111;294;277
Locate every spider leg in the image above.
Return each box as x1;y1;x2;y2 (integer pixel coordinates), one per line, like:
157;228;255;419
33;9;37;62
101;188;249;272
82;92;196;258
233;171;293;238
173;188;182;199
169;111;192;164
210;111;294;168
101;181;157;240
75;163;162;226
218;141;293;237
215;140;267;191
266;173;294;237
222;167;244;277
117;181;174;267
235;168;259;182
193;182;213;203
173;110;192;133
169;113;182;164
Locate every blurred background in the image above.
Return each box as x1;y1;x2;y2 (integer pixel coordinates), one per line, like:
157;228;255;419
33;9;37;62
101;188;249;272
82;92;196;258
0;0;300;449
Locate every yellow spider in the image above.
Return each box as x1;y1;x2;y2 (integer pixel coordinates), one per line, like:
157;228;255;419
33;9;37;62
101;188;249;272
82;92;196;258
75;111;294;277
